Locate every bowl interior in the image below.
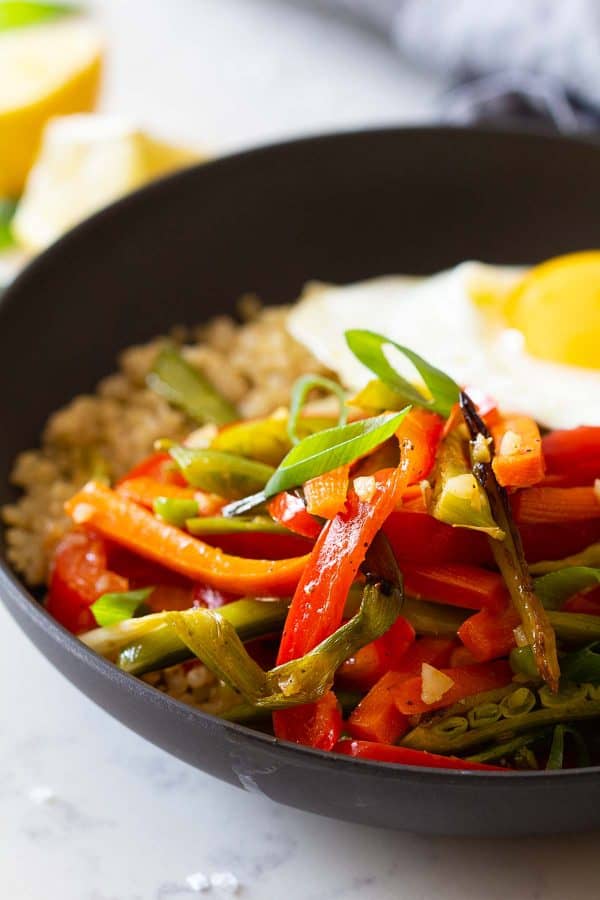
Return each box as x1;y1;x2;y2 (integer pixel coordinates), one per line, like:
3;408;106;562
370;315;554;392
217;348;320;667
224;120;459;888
3;127;600;835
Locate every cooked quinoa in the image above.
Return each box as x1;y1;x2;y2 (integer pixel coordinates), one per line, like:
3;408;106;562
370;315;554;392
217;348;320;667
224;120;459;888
2;302;329;587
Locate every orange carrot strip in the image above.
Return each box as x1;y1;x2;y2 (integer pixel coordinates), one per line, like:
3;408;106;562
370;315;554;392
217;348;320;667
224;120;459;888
513;486;600;524
393;660;512;715
491;415;545;488
65;481;309;596
304;464;350;519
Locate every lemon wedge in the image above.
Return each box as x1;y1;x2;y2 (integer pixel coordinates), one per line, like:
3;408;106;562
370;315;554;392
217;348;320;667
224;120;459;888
505;251;600;369
0;18;103;196
12;114;203;249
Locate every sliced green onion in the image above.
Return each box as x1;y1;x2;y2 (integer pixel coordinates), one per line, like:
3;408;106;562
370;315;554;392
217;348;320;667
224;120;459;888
499;687;536;718
186;515;294;536
287;375;347;446
264;409;409;499
509;646;539;679
345;329;459;418
468;703;502;729
529;543;600;576
0;1;76;30
147;346;237;426
534;567;600;611
153;497;200;526
546;724;590;770
90;587;154;628
170;446;274;499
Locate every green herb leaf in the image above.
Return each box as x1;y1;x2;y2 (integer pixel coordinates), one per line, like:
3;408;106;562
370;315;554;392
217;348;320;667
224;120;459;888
0;1;76;29
264;409;409;498
91;587;154;628
534;567;600;611
0;199;16;250
345;329;459;418
287;374;347;445
147;346;238;426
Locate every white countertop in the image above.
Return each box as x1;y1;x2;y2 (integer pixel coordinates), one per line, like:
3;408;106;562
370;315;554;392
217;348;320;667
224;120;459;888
3;3;600;898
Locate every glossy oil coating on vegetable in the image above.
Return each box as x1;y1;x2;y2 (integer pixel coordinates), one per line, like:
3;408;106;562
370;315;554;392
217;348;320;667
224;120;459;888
5;267;600;773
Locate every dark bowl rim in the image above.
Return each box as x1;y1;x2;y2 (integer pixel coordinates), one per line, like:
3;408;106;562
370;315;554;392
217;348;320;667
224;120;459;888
2;123;600;782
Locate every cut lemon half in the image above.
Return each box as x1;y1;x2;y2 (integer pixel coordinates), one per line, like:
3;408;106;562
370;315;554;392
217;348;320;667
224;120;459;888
0;18;103;196
13;114;203;250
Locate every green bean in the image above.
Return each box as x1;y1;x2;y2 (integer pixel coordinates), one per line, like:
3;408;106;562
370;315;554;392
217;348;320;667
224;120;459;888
538;681;587;709
186;515;293;537
170;446;275;498
153;497;200;526
147;346;237;425
466;730;551;763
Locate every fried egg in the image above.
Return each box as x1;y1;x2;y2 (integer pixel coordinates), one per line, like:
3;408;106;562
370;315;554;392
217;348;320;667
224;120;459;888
287;254;600;429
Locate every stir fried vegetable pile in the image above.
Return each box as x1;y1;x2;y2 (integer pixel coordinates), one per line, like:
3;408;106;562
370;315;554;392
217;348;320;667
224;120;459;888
46;332;600;771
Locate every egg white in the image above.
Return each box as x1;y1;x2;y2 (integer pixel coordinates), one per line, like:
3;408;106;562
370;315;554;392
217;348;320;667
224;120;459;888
287;263;600;429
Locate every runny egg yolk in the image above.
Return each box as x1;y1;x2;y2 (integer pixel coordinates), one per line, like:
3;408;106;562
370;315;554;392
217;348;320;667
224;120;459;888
504;251;600;370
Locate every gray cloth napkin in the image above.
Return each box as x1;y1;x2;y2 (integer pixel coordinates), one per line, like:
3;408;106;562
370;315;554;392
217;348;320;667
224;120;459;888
315;0;600;130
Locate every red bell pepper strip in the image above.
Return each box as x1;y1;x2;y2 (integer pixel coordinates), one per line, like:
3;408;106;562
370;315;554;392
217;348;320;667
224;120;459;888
65;481;310;596
383;509;492;565
347;637;454;744
334;739;507;771
394;660;512;715
267;491;322;539
402;562;508;612
117;451;188;487
491;415;545;489
563;586;600;616
458;606;521;662
273;691;343;751
512;486;600;524
47;530;128;633
542;426;600;487
336;615;415;691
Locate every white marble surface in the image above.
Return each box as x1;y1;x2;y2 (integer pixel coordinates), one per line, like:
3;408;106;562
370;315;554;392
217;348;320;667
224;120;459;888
3;3;600;899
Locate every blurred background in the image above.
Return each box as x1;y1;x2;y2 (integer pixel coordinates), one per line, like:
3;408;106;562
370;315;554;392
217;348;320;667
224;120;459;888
2;0;599;287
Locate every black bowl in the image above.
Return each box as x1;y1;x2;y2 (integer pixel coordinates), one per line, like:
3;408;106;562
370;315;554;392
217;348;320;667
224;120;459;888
2;127;600;836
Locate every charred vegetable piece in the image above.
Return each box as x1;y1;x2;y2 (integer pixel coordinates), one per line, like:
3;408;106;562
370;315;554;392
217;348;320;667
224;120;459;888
460;391;560;691
147;346;237;425
166;577;401;710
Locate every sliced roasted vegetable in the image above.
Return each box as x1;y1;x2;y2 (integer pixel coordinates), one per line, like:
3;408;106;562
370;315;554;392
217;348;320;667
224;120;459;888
186;515;294;536
460;391;560;691
169;446;274;499
65;481;309;596
491;415;545;488
90;587;153;627
147;346;237;425
542;426;600;487
534;567;600;610
288;374;347;445
513;487;600;524
344;330;459;418
153;497;200;526
211;415;335;466
267;491;322;539
304;465;350;519
546;724;590;769
402;562;507;612
402;681;600;754
430;428;504;540
264;410;409;499
167;577;401;709
334;740;506;770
